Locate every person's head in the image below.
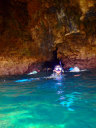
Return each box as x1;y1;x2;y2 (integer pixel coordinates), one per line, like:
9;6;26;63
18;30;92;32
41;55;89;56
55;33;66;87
53;65;62;75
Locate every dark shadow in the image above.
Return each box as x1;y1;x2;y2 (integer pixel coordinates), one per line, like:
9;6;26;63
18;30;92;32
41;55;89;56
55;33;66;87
42;48;60;70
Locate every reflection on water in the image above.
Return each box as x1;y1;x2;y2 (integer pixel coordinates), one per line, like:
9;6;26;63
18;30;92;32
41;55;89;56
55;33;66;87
58;90;81;111
0;70;96;128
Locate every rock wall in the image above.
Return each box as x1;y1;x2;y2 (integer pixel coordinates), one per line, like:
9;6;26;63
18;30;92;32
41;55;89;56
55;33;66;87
0;0;96;75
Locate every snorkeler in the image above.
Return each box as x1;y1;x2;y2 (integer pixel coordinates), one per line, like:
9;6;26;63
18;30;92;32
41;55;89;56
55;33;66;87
53;65;64;75
69;67;80;72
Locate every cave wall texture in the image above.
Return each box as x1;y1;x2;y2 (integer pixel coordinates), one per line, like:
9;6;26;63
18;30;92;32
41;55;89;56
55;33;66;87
0;0;96;75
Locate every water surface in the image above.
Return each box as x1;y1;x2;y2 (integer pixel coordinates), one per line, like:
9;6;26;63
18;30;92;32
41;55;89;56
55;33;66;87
0;70;96;128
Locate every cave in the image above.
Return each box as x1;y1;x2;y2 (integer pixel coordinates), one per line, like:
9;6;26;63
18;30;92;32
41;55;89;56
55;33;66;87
0;0;96;75
0;1;96;127
42;48;60;71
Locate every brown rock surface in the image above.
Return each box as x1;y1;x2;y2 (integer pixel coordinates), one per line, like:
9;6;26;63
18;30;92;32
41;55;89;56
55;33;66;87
0;0;96;75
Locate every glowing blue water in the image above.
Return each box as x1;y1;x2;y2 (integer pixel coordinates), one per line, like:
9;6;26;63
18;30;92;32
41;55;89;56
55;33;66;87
0;70;96;128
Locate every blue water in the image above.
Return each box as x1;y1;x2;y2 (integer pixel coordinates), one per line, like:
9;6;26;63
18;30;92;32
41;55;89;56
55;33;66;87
0;70;96;128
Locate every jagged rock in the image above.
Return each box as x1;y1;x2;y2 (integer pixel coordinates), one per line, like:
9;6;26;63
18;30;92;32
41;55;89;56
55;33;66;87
0;0;96;75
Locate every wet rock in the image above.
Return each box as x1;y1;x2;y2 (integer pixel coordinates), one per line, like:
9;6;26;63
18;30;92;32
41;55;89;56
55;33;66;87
0;0;96;75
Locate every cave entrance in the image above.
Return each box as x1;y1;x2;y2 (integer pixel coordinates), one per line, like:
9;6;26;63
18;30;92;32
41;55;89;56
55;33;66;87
42;49;61;71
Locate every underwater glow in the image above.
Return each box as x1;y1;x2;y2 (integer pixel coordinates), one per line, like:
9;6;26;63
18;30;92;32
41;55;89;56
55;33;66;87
0;70;96;128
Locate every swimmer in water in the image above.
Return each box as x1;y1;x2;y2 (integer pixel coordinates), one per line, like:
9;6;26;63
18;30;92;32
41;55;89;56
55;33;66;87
44;65;64;79
53;65;64;76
